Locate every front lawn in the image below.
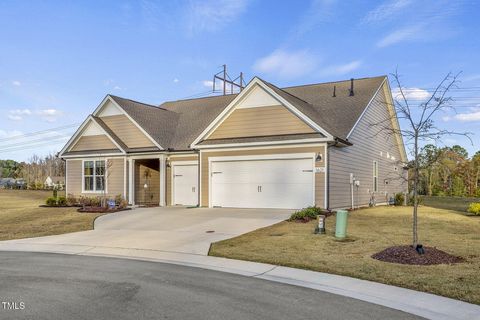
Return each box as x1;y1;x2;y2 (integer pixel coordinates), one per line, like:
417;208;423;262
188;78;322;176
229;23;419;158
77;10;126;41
209;206;480;305
0;189;103;241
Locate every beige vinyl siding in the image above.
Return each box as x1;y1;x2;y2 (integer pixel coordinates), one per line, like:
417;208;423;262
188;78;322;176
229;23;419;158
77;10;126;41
328;83;407;209
101;114;155;148
71;135;117;151
65;158;125;198
200;146;325;208
166;155;199;206
207;106;315;140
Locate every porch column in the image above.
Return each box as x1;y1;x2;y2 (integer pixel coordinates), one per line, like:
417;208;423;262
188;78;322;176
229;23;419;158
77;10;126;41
128;159;135;205
159;155;166;206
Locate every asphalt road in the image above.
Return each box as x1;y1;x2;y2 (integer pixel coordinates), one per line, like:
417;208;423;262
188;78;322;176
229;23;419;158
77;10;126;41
0;252;423;320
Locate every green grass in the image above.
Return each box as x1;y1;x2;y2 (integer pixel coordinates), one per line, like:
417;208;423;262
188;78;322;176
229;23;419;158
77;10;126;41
210;206;480;305
423;196;480;213
0;189;103;241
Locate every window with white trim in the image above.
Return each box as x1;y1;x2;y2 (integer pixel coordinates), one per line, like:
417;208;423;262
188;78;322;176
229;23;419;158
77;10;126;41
373;161;378;192
84;160;106;192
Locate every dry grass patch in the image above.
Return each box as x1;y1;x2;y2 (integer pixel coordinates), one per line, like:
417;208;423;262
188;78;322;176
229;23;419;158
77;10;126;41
210;206;480;305
0;190;103;241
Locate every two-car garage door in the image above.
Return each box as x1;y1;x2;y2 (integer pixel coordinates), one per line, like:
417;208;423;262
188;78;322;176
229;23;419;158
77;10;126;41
211;157;314;209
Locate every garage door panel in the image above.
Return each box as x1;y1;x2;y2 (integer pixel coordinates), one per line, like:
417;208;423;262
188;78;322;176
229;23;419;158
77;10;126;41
211;158;313;209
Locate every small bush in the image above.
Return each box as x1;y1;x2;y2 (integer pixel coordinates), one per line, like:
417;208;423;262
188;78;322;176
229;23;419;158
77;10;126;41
394;193;405;206
57;196;67;206
467;203;480;215
45;197;57;206
408;195;423;206
66;194;77;206
289;206;324;222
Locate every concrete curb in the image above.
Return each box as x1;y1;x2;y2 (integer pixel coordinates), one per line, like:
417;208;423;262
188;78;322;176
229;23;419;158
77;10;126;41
0;243;478;320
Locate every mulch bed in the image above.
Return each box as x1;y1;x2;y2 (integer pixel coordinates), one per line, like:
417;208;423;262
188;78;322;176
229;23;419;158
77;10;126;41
77;207;131;213
372;245;464;265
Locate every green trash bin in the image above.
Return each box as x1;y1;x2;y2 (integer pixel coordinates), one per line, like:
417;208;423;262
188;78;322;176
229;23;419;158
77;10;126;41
335;209;349;239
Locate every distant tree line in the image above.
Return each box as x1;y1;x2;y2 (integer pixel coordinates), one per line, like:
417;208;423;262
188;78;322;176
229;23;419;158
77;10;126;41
414;144;480;197
0;154;65;189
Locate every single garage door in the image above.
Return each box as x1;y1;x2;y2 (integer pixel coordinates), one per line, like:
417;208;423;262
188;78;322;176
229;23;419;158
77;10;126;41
211;157;314;209
173;164;198;206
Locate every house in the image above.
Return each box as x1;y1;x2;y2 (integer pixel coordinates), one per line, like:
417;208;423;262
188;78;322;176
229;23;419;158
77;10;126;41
59;76;407;209
44;176;65;190
0;178;15;189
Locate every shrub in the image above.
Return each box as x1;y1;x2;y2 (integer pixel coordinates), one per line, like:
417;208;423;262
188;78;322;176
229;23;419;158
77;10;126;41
45;197;57;206
57;196;67;206
467;203;480;215
66;194;77;206
289;206;324;222
394;193;405;206
408;195;423;206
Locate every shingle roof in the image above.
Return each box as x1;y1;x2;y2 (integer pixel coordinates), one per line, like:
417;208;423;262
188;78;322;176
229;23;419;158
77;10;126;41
107;76;386;150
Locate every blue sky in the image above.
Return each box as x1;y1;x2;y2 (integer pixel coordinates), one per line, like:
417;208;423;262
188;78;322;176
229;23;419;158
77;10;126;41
1;0;479;161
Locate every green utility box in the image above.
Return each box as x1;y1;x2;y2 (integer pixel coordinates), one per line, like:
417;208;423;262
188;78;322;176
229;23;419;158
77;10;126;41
335;210;349;239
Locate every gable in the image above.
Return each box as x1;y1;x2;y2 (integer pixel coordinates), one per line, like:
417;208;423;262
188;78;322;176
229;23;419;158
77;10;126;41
69;119;119;152
206;84;316;140
97;100;123;117
100;114;156;148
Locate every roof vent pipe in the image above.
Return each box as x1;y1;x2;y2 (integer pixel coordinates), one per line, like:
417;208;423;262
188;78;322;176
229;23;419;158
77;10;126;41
349;78;354;96
332;85;336;97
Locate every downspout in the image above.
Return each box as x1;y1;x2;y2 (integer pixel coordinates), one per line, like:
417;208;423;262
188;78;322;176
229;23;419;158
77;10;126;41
193;148;201;207
326;145;330;210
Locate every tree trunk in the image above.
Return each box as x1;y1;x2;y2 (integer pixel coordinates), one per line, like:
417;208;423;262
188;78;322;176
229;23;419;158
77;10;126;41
413;135;419;248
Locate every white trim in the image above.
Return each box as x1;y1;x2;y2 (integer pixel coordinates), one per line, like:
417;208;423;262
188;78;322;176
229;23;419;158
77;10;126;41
62;153;124;159
190;77;334;148
59;115;126;157
196;138;332;150
159;155;166;206
170;160;199;206
128;159;134;205
384;80;409;163
346;77;387;139
201;143;329;153
65;160;69;195
123;156;127;200
208;153;315;208
128;154;165;160
98;95;164;150
324;146;328;209
81;159;108;194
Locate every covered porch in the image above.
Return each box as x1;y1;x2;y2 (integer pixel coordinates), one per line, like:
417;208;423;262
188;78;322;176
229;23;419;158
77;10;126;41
127;155;166;206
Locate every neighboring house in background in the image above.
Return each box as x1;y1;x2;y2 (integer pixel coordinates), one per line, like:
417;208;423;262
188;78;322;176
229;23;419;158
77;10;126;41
0;178;26;189
59;76;407;209
44;176;65;190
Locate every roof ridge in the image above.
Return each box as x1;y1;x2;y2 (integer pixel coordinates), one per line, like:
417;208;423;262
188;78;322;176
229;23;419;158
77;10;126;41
281;75;387;90
263;80;312;106
109;94;171;112
162;92;238;105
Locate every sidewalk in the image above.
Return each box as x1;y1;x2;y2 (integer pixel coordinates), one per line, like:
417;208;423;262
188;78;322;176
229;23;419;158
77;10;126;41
0;241;478;320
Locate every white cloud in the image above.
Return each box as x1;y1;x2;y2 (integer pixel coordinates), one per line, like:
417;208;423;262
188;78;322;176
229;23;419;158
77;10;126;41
113;86;121;90
253;49;318;79
202;80;214;88
8;109;32;121
450;108;480;122
185;0;249;35
12;80;21;86
320;60;362;76
363;0;412;23
391;87;430;100
36;109;63;122
376;25;423;47
0;130;23;138
173;78;180;83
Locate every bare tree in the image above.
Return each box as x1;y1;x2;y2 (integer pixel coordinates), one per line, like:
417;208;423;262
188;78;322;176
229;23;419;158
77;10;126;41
375;71;471;249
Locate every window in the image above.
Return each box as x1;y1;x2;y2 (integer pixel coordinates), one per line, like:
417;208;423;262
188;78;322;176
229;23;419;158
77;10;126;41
373;161;378;192
83;160;106;192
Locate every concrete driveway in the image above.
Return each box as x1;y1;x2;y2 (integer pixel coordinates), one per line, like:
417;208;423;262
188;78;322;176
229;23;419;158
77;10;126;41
1;207;292;255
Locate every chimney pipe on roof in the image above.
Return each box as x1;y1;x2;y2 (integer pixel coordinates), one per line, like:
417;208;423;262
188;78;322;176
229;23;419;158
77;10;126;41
349;78;355;96
332;85;336;97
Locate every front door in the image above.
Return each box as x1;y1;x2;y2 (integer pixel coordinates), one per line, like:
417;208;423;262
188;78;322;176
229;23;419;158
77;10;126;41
172;164;198;206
